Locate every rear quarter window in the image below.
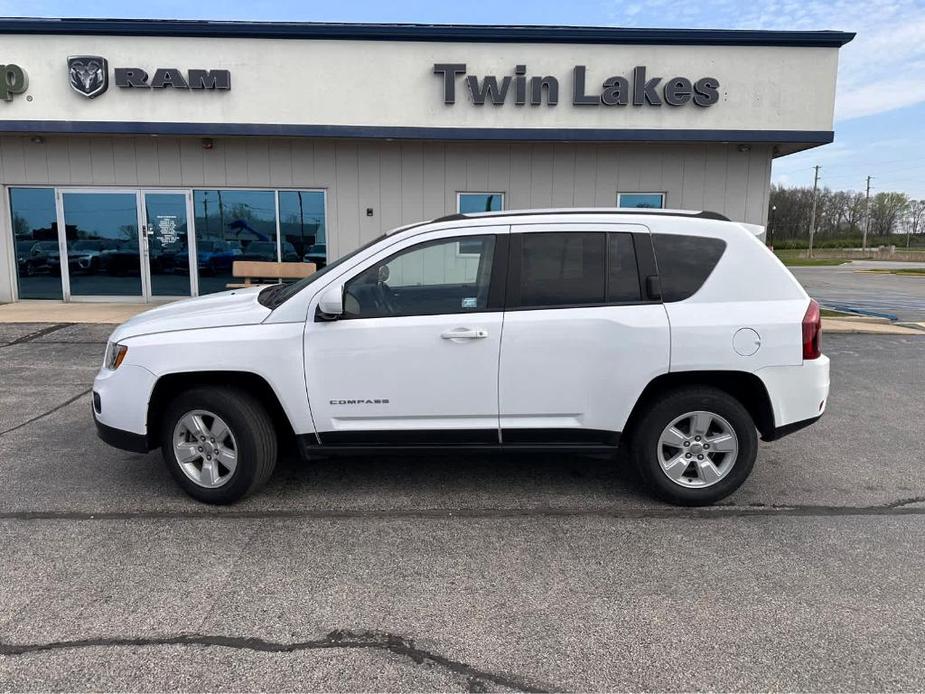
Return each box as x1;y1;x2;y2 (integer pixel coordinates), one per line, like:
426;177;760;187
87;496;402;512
652;234;727;302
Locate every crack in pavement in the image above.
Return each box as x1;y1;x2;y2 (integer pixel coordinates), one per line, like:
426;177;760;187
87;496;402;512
0;388;93;437
0;323;73;348
0;629;552;693
0;498;924;521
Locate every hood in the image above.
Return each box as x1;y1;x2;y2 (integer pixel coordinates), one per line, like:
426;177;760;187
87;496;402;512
110;286;272;341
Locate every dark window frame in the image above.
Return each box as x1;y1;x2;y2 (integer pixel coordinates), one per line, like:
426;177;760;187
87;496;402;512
505;231;659;311
338;233;509;320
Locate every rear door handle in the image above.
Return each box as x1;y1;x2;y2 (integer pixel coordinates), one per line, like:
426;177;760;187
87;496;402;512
441;328;488;340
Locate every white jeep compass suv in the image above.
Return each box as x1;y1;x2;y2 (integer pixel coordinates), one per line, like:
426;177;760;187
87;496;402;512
93;209;829;506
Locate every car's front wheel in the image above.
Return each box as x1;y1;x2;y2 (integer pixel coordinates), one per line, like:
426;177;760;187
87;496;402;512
630;387;757;506
160;386;277;504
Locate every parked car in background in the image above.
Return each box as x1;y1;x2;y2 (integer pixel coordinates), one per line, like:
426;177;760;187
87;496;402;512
238;241;301;263
67;239;109;274
197;240;242;275
28;241;62;275
16;240;50;276
303;243;326;269
94;209;828;507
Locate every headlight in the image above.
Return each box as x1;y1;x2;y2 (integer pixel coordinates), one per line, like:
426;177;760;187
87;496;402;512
104;342;128;370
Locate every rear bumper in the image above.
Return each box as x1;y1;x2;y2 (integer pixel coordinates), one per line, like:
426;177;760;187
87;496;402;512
762;414;823;442
756;355;830;433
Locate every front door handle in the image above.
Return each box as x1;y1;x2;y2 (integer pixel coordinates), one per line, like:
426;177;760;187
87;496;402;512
441;328;488;340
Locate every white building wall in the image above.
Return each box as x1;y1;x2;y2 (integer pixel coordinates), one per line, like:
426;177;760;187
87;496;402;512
0;135;772;302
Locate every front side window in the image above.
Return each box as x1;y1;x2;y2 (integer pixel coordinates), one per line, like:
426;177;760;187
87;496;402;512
617;192;665;209
343;235;496;319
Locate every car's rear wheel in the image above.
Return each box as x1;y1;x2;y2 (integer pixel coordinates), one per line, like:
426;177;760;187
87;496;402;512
630;387;757;506
160;386;277;504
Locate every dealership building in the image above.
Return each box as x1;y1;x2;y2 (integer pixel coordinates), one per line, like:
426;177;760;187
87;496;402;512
0;18;852;304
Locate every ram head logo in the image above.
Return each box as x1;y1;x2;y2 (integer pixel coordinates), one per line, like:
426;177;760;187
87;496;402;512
67;56;108;98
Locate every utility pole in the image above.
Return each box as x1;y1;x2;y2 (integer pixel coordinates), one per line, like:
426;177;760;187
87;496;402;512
862;175;872;252
808;165;821;257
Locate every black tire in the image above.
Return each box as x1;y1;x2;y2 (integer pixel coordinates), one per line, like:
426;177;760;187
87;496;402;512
630;386;757;506
160;386;277;504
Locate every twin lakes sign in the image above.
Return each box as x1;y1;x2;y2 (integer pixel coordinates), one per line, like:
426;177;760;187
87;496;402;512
433;64;720;108
67;55;230;99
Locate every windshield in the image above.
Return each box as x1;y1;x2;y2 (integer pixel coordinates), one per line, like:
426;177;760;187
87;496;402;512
259;234;387;310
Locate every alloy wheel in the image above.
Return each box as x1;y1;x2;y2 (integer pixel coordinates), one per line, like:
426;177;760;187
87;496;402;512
656;410;739;488
172;410;238;488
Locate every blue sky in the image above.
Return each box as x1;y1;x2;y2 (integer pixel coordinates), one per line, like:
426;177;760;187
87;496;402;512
3;0;925;200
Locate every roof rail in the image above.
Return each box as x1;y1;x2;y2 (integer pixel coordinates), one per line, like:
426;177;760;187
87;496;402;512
430;209;731;223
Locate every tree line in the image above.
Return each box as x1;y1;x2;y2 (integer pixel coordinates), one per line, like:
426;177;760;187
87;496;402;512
767;184;925;248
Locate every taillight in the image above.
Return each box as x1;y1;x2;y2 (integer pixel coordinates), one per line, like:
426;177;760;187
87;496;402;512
802;299;821;360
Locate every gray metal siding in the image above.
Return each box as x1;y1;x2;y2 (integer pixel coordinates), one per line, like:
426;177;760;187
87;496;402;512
0;135;773;301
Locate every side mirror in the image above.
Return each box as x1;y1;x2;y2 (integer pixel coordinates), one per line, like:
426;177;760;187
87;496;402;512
316;284;344;321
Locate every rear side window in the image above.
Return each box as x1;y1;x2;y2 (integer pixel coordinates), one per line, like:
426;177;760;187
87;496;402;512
518;232;605;307
652;234;727;302
510;231;642;308
607;233;642;302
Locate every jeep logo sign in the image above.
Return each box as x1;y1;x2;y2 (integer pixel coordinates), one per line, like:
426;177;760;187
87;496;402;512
0;63;28;101
66;55;230;98
434;63;720;108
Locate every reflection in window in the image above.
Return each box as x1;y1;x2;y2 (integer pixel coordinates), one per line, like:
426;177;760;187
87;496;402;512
145;193;191;297
193;190;276;295
279;191;326;268
617;193;666;209
9;188;62;300
62;192;142;297
457;193;503;254
458;192;504;215
516;232;606;308
344;236;496;319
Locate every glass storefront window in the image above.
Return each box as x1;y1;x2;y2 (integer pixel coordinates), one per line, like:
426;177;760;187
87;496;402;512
458;192;504;215
617;192;666;209
62;192;142;297
193;190;277;294
279;191;326;268
9;188;62;300
9;187;327;300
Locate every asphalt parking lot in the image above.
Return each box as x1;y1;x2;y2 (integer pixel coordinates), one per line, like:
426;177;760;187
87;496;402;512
1;323;924;692
792;261;925;321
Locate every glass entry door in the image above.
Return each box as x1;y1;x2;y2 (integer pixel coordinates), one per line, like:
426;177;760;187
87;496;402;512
57;190;195;301
142;191;194;297
60;190;144;299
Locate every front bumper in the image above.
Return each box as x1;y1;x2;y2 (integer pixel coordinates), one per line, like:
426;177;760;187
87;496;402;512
94;409;152;453
92;362;158;450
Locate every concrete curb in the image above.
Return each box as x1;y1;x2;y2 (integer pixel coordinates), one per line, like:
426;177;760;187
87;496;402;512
822;318;925;335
